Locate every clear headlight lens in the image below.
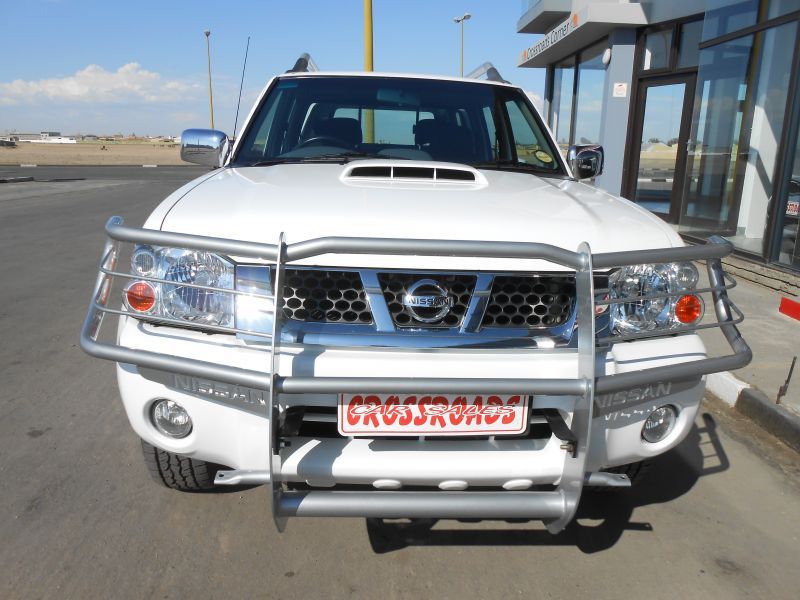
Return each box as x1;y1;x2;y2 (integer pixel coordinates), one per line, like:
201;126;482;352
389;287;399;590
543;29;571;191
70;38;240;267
161;249;234;326
131;244;157;277
609;262;702;335
125;245;235;329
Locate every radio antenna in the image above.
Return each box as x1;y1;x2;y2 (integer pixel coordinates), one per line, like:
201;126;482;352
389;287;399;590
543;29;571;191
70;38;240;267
233;36;250;140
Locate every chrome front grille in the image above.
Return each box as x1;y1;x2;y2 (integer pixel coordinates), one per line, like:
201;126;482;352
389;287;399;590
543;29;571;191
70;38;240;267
378;273;476;328
482;275;575;328
281;269;372;324
265;266;579;340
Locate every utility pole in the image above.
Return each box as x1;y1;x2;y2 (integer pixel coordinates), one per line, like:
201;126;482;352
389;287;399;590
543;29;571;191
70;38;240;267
204;30;215;130
364;0;374;143
453;13;471;77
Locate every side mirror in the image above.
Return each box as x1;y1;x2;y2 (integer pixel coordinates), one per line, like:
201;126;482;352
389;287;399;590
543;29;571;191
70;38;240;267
180;129;230;167
567;145;604;180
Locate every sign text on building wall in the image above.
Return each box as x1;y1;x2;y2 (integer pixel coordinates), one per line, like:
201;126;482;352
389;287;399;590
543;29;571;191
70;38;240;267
518;13;580;66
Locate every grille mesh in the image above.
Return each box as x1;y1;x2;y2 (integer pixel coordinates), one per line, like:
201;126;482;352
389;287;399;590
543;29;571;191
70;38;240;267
281;269;372;324
482;275;575;328
378;273;475;328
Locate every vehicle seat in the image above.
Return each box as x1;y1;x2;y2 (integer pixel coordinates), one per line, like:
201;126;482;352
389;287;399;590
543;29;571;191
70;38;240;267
414;119;474;163
310;117;363;147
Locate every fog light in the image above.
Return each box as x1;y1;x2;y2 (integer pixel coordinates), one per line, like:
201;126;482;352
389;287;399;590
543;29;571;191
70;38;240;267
151;399;192;438
642;405;677;443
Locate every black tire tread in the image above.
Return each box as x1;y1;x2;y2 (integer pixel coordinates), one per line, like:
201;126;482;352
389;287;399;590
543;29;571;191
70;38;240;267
141;440;220;491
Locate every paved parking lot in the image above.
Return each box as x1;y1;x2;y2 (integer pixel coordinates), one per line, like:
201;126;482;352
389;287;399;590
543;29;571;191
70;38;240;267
1;166;799;599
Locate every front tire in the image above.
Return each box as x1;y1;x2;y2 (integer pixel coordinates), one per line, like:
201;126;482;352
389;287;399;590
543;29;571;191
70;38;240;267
141;440;223;492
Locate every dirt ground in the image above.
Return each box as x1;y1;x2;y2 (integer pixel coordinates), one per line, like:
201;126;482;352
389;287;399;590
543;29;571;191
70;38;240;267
0;142;186;166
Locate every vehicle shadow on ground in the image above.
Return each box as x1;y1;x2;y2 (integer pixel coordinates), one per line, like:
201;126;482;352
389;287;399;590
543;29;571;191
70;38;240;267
365;413;728;554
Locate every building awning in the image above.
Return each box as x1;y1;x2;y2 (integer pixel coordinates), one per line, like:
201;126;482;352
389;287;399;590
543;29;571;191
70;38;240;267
518;2;647;68
517;0;572;34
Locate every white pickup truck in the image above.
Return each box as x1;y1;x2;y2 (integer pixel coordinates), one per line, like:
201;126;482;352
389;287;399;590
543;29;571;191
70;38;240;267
81;65;750;533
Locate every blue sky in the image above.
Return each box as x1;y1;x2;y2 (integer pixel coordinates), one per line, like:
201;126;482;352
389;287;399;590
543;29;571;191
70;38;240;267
0;0;545;136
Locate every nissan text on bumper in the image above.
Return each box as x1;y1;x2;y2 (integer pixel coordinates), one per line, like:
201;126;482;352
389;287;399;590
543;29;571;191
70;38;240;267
80;69;750;534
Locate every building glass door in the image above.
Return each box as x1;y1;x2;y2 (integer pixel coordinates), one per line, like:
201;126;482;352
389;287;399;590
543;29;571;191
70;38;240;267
628;76;696;221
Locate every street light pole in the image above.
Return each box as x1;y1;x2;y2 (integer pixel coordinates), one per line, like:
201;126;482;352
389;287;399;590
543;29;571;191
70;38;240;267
453;13;471;77
204;30;215;130
364;0;374;143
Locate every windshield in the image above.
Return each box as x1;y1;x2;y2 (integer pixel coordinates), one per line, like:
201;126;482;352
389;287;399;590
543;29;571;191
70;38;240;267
232;75;564;175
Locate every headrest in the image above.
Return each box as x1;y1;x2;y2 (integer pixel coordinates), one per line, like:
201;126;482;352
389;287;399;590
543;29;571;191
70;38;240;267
313;117;362;146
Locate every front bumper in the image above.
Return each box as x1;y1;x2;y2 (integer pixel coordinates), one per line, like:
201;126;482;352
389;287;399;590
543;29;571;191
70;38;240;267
82;218;750;532
118;324;707;483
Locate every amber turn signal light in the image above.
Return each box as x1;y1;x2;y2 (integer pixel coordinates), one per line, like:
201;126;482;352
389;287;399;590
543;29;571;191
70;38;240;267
675;294;702;324
126;281;156;312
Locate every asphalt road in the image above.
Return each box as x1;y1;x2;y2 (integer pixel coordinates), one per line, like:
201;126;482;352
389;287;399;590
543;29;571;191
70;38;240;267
1;166;799;600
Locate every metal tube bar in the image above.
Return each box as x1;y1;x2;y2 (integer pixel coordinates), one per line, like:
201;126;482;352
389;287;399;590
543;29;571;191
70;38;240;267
214;469;271;486
707;257;752;360
596;282;735;305
592;240;732;269
596;302;745;344
277;490;566;519
106;219;279;260
80;337;272;390
286;236;586;269
276;376;587;396
594;354;746;394
101;267;274;299
95;305;274;339
547;240;594;533
269;234;288;532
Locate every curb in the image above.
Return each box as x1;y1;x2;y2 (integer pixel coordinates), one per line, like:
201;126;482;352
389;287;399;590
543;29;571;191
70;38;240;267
706;371;749;407
735;388;800;453
707;370;799;452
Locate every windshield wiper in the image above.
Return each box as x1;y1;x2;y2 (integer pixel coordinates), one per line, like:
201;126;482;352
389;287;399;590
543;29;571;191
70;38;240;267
472;160;558;175
249;151;384;167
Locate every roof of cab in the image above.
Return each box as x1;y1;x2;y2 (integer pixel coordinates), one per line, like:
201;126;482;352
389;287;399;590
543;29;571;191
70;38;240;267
278;70;516;88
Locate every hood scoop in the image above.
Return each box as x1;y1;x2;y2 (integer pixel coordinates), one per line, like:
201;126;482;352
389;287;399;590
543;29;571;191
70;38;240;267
342;160;485;185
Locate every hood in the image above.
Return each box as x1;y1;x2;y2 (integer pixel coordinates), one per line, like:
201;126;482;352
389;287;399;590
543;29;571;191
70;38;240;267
157;161;681;271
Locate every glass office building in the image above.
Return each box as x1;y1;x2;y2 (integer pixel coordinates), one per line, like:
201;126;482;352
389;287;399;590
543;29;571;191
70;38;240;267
518;0;800;272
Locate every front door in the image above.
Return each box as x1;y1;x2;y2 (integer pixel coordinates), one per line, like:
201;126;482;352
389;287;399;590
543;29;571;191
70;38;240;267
626;75;696;223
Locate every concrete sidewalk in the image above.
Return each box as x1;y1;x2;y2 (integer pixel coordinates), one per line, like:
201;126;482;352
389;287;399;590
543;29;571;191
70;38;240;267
698;266;800;449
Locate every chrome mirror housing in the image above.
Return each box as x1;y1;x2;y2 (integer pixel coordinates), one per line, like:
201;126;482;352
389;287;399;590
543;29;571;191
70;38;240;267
567;145;604;180
180;129;230;167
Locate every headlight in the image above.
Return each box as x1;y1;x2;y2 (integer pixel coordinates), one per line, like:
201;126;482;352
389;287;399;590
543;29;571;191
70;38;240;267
126;245;235;329
609;262;703;335
161;249;234;326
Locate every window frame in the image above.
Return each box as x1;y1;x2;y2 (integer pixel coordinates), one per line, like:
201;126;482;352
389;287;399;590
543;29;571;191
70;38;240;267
545;37;609;149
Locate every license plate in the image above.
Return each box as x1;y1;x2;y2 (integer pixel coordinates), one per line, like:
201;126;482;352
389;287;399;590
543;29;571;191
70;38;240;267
338;393;529;437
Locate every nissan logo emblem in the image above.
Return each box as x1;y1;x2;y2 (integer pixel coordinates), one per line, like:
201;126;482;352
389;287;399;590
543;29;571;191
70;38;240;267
402;279;453;323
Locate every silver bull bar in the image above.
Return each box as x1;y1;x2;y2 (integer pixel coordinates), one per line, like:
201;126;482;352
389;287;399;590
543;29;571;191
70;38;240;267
81;217;751;533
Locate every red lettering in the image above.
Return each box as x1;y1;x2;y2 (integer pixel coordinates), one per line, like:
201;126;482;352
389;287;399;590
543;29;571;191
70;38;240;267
449;396;466;425
363;395;380;427
383;395;400;425
399;396;416;426
429;396;448;428
503;396;522;424
346;395;363;426
484;396;503;424
465;396;483;426
414;396;432;426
